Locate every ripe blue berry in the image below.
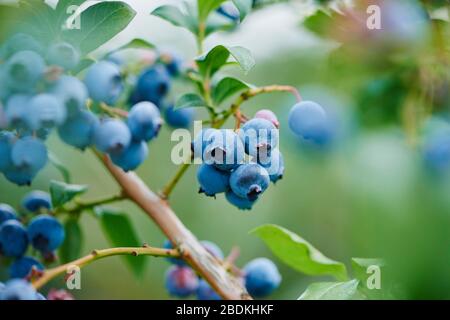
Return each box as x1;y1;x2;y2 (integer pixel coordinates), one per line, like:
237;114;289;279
27;215;65;253
206;129;245;172
27;93;67;130
11;136;48;173
46;42;80;70
164;105;194;129
163;240;187;266
127;102;162;141
0;66;9;100
423;131;450;173
240;118;279;157
4;50;45;92
165;266;199;298
0;282;4;291
288;101;330;145
257;148;285;183
196;279;221;300
225;190;256;210
192;128;220;160
50;75;88;116
4;95;31;129
0;204;17;224
94;118;131;154
230;164;270;201
0;279;37;300
22;191;52;213
3;166;36;186
58;110;99;150
9;256;44;279
110;140;148;172
201;241;224;260
244;258;281;297
197;164;230;197
1;33;43;59
254;109;279;128
217;3;240;22
135;65;171;105
0;220;29;258
84;61;123;105
159;52;183;77
0;131;15;172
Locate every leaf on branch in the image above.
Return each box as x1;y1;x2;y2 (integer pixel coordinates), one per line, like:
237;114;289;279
198;0;227;22
196;45;255;77
231;0;253;22
175;93;208;110
151;5;197;34
50;180;88;208
212;77;251;105
72;58;96;75
111;38;155;52
298;279;363;300
303;9;334;38
251;224;348;281
95;207;147;278
64;1;136;55
48;152;71;183
59;218;83;264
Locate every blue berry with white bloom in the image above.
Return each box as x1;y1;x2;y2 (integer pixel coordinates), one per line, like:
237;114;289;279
22;191;51;213
134;65;171;106
197;164;230;197
4;94;31;129
196;279;221;300
0;204;17;225
9;256;44;279
58;110;98;150
0;220;29;258
11;136;48;173
225;190;257;211
164;105;194;129
200;240;224;260
206;129;245;172
4;50;45;92
165;266;199;298
230;164;270;201
110;140;148;172
50;75;88;116
1;33;43;59
94;118;131;154
27;215;65;253
27;93;66;130
244;258;281;297
0;131;15;172
0;279;38;300
257;148;285;183
84;61;123;105
127;102;162;141
3;166;37;186
240;118;279;158
46;42;80;70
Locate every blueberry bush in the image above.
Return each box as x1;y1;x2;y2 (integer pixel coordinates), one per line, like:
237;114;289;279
0;0;449;300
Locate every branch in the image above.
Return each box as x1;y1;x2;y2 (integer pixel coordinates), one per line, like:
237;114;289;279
32;246;178;290
97;152;251;300
55;193;125;215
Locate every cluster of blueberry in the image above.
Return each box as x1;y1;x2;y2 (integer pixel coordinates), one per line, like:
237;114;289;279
163;240;281;299
0;191;65;300
194;110;284;210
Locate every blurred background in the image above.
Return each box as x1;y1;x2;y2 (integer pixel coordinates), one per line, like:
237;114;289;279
0;0;449;299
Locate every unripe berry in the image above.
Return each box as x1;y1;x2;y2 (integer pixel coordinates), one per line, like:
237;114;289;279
225;190;257;210
110;140;149;172
127;102;162;141
4;50;45;92
0;279;37;300
50;75;88;116
27;215;65;253
197;164;230;197
9;256;44;279
200;240;224;260
84;61;123;105
244;258;281;297
46;42;80;70
0;204;17;224
58;110;99;150
27;93;67;130
196;279;221;300
134;65;171;105
230;164;270;201
47;289;74;300
11;136;48;173
164;105;194;129
254;109;279;128
240;118;279;157
165;266;199;298
21;191;52;213
0;220;29;258
93;118;131;154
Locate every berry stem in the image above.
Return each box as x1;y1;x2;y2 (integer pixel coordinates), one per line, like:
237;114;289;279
99;103;129;118
160;163;191;199
55;193;126;215
32;246;178;290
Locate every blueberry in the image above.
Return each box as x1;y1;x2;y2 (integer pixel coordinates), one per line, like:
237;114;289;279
11;136;48;173
254;109;279;128
164;105;194;129
229;164;270;201
240;118;279;157
27;93;67;130
0;66;9;100
1;33;43;59
9;256;43;279
4;50;45;92
110;140;148;172
0;279;37;300
200;240;224;260
93;118;131;154
216;3;240;22
21;191;52;213
196;279;221;300
35;292;47;300
0;282;4;291
50;75;88;116
165;266;199;298
197;164;230;197
0;204;18;225
27;215;65;253
206;129;245;171
84;61;123;105
127;102;162;141
288;101;331;145
17;127;51;141
225;190;257;210
135;65;171;105
3;165;37;186
4;94;31;129
46;42;80;70
423;131;450;173
163;239;188;266
243;258;281;297
47;289;74;300
257;148;285;183
192;128;220;161
58;110;99;150
159;52;183;77
0;220;29;258
0;131;15;172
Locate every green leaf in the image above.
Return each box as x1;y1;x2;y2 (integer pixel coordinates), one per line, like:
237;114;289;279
48;152;71;183
251;224;348;281
96;207;146;277
196;45;255;77
113;38;155;52
59;218;83;263
151;5;197;34
351;258;385;282
175;93;207;110
50;180;88;208
198;0;227;22
205;12;237;36
72;58;95;75
231;0;253;21
212;77;251;105
64;1;136;54
298;280;362;300
303;9;334;38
